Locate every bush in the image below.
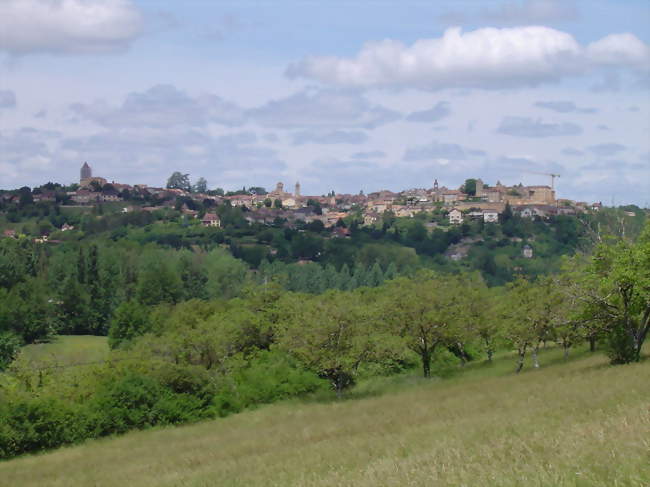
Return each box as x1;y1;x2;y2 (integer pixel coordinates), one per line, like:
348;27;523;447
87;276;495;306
0;331;22;370
0;398;91;459
91;372;206;435
212;350;326;415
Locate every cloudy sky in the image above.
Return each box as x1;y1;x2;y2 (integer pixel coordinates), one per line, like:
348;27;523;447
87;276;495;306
0;0;648;205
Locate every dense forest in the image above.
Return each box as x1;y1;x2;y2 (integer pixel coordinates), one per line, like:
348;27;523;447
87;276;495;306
0;189;648;459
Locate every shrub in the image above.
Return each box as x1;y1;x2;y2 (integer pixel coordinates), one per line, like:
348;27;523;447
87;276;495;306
0;398;91;459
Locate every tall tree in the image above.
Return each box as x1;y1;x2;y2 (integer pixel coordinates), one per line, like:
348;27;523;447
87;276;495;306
277;290;387;396
193;177;208;193
580;224;650;363
166;172;191;192
383;273;458;377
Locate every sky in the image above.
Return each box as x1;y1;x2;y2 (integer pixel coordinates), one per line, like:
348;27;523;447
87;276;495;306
0;0;649;205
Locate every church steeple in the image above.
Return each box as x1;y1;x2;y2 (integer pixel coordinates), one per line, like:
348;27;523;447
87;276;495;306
80;162;92;182
295;181;301;197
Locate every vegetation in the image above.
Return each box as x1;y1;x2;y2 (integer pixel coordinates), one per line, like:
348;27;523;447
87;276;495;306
0;346;647;487
0;182;648;477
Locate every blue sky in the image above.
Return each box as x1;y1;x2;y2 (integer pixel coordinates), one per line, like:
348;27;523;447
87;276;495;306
0;0;648;205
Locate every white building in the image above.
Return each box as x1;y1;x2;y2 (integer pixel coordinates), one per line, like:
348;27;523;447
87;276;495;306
449;208;463;225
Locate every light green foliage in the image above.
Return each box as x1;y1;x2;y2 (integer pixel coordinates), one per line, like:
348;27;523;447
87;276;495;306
277;290;396;395
581;222;650;363
2;348;648;487
204;248;248;300
381;272;460;377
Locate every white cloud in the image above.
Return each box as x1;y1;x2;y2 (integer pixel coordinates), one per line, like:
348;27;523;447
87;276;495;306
71;85;245;128
248;89;400;129
0;0;142;55
287;26;650;90
587;33;650;68
497;117;582;137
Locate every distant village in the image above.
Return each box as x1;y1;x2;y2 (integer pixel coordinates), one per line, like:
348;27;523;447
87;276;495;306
2;162;606;237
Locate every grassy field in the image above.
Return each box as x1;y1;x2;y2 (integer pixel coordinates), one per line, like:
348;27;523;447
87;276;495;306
18;335;108;368
1;346;648;487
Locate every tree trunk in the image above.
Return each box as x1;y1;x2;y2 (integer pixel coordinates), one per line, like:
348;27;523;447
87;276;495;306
589;336;596;352
422;350;431;378
532;344;540;368
457;342;466;368
563;343;570;361
515;348;526;374
485;337;493;363
334;374;344;399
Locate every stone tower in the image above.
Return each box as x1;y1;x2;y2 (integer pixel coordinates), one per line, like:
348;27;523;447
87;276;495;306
294;181;301;197
80;162;91;182
475;178;484;197
275;182;284;193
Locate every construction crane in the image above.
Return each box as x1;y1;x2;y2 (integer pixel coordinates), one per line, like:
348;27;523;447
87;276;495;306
522;171;560;190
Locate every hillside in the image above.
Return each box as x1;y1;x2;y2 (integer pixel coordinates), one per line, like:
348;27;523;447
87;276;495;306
1;347;648;487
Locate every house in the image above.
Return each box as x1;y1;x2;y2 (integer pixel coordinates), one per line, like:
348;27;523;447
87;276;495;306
363;212;380;226
32;191;56;203
2;229;17;238
201;213;221;227
591;202;602;211
61;223;74;232
483;210;499;223
70;190;96;204
518;207;535;219
448;208;463;224
442;190;462;204
523;244;533;259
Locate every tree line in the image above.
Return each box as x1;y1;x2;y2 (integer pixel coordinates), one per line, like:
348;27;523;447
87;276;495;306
0;222;647;458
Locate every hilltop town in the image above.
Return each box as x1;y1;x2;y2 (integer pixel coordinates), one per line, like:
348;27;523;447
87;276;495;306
2;162;603;233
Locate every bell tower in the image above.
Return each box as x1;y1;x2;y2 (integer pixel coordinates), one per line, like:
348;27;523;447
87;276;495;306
295;181;301;197
80;161;92;182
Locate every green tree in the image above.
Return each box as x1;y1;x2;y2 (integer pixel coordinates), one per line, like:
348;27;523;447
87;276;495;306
277;291;387;396
108;301;151;349
463;178;477;196
166;172;191;191
383;274;458;377
193;177;208;193
580;225;650;363
136;257;183;306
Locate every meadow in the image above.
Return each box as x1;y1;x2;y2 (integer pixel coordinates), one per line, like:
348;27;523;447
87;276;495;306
19;335;108;367
1;345;648;487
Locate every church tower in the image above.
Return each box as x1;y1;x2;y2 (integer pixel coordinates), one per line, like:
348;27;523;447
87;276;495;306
80;162;92;182
295;181;301;197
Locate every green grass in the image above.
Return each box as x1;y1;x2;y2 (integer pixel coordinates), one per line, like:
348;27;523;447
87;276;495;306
18;335;108;368
1;345;648;487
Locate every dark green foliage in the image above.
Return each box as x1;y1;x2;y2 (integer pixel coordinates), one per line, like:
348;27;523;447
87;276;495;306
92;372;207;434
212;350;326;415
0;398;91;459
0;331;22;370
108;301;151;349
